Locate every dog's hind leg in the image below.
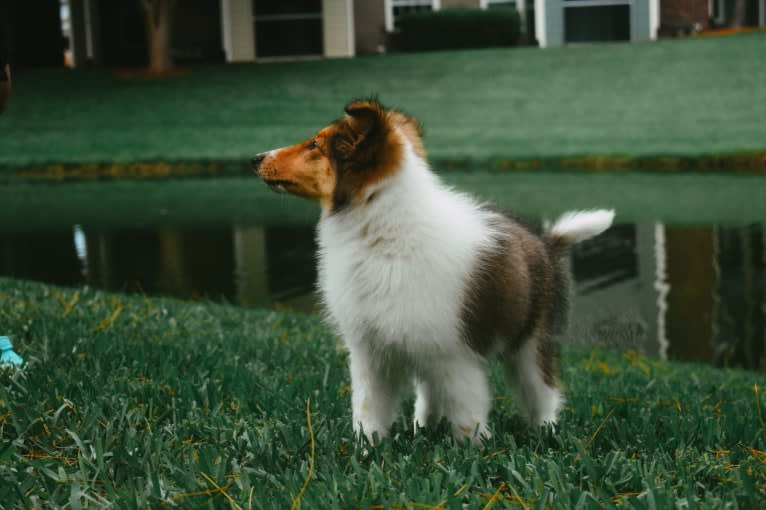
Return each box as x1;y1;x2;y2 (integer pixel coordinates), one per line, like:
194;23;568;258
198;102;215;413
503;330;563;427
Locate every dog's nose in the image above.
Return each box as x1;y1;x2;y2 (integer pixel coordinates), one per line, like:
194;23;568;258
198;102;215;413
251;153;265;172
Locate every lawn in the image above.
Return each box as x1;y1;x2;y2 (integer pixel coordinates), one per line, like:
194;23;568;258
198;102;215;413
1;278;765;508
0;33;764;172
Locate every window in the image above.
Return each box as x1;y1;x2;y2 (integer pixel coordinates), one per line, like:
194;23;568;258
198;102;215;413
253;0;323;58
385;0;441;32
563;1;630;43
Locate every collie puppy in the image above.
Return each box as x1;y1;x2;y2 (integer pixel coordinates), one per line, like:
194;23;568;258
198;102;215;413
252;99;614;444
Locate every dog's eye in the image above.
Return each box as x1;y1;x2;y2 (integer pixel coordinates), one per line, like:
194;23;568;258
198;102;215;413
307;139;319;150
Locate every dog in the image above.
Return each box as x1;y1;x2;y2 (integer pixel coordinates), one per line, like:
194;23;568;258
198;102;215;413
252;99;614;444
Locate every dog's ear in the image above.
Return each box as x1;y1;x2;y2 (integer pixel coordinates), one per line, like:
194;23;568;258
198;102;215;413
344;99;382;128
334;99;389;166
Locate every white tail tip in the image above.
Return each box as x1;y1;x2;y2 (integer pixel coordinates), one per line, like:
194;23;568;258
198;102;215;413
549;209;615;244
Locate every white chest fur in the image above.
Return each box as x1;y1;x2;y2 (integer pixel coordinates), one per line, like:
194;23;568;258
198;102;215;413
317;149;496;359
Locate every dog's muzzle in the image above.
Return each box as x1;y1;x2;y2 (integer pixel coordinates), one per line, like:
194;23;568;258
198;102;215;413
251;153;265;173
252;153;289;193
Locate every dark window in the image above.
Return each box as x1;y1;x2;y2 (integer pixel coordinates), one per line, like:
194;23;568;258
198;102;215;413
253;0;321;16
564;5;630;43
253;0;323;57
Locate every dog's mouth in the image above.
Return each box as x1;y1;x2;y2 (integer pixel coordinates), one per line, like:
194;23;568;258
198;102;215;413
262;179;293;193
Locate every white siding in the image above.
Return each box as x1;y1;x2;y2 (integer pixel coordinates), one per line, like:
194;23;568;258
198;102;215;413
220;0;255;62
535;0;564;48
323;0;356;57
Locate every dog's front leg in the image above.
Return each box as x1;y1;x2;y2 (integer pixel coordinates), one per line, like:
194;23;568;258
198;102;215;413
348;343;406;443
424;355;492;445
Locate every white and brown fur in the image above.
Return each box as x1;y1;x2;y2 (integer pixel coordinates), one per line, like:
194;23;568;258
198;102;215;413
252;99;614;444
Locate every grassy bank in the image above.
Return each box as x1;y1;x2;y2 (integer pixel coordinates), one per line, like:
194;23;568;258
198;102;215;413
0;33;764;173
2;171;766;232
0;278;764;508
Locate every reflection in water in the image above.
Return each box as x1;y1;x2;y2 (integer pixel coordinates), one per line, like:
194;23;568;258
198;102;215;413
0;232;83;286
570;223;765;371
83;228;236;301
714;225;765;370
0;223;763;371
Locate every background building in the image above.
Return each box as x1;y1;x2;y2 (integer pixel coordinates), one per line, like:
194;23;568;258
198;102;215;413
0;0;763;69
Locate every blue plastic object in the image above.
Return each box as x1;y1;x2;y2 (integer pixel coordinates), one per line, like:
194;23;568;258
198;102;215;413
0;336;23;366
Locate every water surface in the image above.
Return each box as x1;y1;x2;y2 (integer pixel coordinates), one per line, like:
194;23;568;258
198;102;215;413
1;220;763;371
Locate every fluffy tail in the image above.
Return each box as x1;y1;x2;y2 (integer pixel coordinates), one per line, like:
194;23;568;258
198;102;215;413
546;209;615;334
547;209;615;249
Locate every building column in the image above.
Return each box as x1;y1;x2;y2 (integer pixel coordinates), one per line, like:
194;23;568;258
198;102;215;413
234;227;271;308
534;0;563;47
220;0;255;62
649;0;660;39
516;0;528;39
323;0;356;57
354;0;386;54
631;0;652;41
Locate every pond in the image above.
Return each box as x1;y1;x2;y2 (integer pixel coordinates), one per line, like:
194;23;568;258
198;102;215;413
1;218;764;372
2;170;765;371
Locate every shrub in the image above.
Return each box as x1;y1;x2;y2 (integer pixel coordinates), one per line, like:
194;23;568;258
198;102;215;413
390;7;521;53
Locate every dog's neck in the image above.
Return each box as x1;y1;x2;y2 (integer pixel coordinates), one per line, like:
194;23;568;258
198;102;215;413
321;143;440;230
318;142;494;261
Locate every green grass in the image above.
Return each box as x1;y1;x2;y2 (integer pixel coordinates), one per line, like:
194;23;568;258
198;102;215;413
0;33;764;170
1;278;765;508
2;171;766;232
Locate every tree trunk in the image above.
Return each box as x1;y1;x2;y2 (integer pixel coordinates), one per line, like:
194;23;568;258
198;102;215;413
140;0;176;74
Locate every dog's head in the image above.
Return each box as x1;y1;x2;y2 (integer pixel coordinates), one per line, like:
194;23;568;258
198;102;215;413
252;99;424;213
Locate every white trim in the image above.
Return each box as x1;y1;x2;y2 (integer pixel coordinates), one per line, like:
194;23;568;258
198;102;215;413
347;0;356;56
534;0;547;47
515;0;526;35
563;0;630;7
653;223;669;362
322;0;355;58
220;0;232;60
650;0;659;39
386;0;440;32
220;0;255;62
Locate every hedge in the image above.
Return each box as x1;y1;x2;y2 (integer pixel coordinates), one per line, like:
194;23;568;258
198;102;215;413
390;7;522;52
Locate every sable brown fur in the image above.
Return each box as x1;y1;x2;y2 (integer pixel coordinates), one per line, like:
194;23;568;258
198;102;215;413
328;100;406;212
253;99;418;213
461;216;570;387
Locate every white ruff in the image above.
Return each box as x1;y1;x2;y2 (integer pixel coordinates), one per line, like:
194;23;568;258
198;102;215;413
317;144;500;442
